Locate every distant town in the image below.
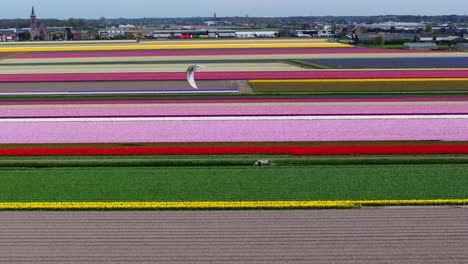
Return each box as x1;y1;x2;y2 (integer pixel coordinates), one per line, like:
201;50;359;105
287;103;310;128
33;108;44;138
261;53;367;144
1;6;468;50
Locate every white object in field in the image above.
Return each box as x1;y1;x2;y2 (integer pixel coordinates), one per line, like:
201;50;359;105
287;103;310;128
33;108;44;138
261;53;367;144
186;65;206;89
253;160;271;166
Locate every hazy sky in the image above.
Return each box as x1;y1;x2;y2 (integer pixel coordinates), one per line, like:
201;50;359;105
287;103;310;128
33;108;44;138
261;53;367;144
2;0;468;19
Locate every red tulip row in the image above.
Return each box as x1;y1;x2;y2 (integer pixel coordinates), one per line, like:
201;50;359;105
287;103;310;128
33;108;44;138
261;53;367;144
1;144;468;156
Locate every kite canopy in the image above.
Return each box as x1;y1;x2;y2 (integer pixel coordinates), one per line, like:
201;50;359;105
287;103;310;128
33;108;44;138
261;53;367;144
186;65;206;89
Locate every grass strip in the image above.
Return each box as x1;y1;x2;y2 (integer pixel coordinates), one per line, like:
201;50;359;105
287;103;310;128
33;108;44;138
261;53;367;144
1;156;468;168
282;60;327;69
358;44;406;49
1;199;468;210
1;165;467;203
249;80;468;93
0;159;253;168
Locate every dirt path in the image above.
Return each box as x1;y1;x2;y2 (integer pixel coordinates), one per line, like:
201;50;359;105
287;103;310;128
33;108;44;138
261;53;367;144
0;80;248;92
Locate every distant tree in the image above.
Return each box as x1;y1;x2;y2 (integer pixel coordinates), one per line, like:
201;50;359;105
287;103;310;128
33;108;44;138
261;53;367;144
375;35;385;46
425;23;433;33
99;17;110;27
18;31;31;41
65;28;73;40
67;18;87;30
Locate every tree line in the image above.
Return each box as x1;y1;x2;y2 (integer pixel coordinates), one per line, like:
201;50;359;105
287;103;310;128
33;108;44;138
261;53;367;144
1;15;467;29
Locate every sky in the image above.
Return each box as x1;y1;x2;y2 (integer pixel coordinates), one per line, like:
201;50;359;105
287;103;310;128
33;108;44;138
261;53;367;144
2;0;468;19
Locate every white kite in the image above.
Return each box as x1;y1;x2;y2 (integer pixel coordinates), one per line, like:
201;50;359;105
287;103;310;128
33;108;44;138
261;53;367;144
186;65;206;89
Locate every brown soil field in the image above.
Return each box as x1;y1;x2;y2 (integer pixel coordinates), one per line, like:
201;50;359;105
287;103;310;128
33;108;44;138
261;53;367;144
0;208;467;263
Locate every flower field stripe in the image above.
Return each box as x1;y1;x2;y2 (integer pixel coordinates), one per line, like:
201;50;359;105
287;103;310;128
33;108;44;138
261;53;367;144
250;78;468;83
0;62;302;74
3;70;468;82
4;39;329;44
2;102;468;118
303;57;468;69
8;48;436;59
0;39;331;47
1;119;467;143
1;144;468;156
1;115;467;123
1;199;467;210
0;43;353;53
0;201;354;209
2;97;468;105
0;89;238;96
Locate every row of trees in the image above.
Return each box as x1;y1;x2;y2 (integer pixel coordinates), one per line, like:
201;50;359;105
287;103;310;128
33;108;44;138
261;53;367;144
0;17;109;30
1;15;467;30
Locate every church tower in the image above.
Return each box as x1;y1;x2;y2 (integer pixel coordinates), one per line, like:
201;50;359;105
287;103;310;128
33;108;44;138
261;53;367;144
30;6;37;40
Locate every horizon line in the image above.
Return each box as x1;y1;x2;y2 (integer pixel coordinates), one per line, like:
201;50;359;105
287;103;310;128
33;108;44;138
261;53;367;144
1;14;467;21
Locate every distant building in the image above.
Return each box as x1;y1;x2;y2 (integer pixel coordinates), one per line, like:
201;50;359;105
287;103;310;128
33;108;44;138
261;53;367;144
434;24;468;36
456;43;468;51
72;30;89;40
203;21;232;27
290;30;332;38
236;31;278;38
363;21;426;32
151;29;236;39
118;24;136;29
99;30;125;39
0;29;17;42
356;33;420;42
404;42;437;50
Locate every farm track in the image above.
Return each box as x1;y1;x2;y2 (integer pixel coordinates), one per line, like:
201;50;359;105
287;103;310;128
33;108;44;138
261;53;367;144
0;208;467;263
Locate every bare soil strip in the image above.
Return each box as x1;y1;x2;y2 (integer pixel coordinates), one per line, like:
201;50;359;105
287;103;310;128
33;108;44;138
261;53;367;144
0;81;249;93
0;208;467;263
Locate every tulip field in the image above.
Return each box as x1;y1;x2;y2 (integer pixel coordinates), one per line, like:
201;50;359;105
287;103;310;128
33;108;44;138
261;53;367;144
1;39;468;209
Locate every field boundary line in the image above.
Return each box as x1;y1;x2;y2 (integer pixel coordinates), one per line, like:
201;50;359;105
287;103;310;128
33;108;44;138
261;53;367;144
1;114;468;123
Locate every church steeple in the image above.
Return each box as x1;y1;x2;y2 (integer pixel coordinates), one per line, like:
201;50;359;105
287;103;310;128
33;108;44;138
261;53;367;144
30;6;37;41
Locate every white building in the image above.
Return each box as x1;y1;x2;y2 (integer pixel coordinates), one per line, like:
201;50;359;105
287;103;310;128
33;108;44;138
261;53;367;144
118;24;136;29
236;31;277;38
99;30;125;38
364;21;426;31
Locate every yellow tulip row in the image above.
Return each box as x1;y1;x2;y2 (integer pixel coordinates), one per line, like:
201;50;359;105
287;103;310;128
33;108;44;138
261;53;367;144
0;199;467;210
0;43;352;53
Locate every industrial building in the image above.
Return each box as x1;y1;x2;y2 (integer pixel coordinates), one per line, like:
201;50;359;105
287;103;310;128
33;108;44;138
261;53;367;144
151;29;237;39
